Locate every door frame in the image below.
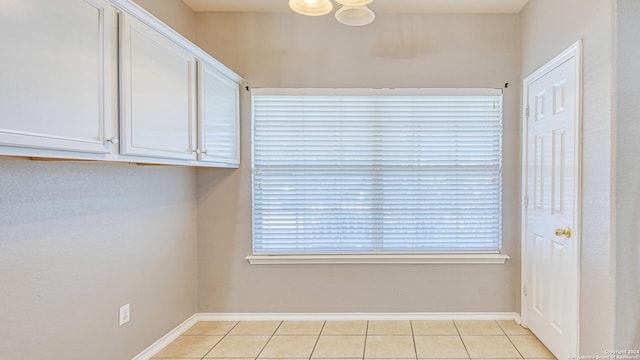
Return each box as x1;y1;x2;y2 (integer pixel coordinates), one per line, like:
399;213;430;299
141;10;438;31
520;40;582;356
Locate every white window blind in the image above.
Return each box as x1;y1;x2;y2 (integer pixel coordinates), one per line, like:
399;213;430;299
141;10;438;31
252;88;503;255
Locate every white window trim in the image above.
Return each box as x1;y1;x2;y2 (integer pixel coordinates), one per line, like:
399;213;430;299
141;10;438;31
251;87;505;260
251;87;502;96
245;253;510;265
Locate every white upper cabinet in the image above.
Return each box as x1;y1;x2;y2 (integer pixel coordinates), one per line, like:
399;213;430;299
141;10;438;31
0;0;242;166
198;62;240;167
0;0;116;153
119;12;197;161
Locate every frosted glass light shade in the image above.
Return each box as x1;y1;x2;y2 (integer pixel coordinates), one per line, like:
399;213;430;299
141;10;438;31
335;5;375;26
335;0;374;6
289;0;333;16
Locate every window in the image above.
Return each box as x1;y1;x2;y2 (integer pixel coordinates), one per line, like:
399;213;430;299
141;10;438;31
251;88;503;256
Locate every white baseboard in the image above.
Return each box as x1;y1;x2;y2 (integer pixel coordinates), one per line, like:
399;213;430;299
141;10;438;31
131;314;198;360
131;311;522;359
197;312;522;322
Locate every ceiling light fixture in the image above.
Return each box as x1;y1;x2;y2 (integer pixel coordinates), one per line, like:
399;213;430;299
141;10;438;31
335;5;375;26
289;0;376;26
289;0;334;16
335;0;373;6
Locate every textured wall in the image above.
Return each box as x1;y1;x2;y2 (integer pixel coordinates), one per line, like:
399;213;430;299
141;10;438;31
0;160;197;359
519;0;616;354
0;1;199;359
194;12;521;314
615;0;640;349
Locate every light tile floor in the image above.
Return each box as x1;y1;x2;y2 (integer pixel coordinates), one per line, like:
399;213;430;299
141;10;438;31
152;320;556;360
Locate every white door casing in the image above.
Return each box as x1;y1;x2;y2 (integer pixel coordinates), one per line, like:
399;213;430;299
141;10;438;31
521;41;582;360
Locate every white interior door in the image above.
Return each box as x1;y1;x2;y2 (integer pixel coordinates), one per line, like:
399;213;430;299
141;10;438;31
522;42;581;360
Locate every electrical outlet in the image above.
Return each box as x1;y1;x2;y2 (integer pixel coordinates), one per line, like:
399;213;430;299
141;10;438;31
119;304;130;326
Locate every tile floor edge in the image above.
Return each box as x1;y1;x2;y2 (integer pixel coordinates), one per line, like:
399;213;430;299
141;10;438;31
131;314;199;360
131;312;523;360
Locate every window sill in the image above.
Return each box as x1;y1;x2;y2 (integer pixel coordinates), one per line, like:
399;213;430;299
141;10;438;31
245;253;510;265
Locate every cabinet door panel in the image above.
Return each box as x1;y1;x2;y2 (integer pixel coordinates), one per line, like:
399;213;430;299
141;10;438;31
120;14;196;160
198;62;240;166
0;0;113;153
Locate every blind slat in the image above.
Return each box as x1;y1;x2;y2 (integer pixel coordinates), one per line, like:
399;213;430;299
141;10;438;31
252;90;503;255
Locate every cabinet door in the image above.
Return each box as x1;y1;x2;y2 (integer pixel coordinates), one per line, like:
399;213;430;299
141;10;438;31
198;62;240;166
0;0;115;153
120;13;197;160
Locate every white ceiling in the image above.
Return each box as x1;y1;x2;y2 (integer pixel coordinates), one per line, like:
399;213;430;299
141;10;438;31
182;0;530;14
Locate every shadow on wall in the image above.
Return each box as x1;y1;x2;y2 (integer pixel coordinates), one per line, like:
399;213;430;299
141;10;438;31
196;167;243;311
196;167;238;200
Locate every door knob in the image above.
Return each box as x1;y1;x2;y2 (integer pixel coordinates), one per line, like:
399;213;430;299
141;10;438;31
555;227;572;238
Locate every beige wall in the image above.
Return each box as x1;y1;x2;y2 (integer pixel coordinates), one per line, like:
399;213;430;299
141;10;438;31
194;12;521;313
133;0;196;41
0;1;198;359
614;0;640;349
0;160;197;360
520;0;616;354
2;1;628;357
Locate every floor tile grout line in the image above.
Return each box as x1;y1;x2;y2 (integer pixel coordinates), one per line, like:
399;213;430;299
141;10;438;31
200;320;242;360
198;333;226;360
504;332;526;359
453;320;471;359
196;321;240;360
191;333;534;337
254;320;284;360
496;319;510;336
158;320;234;360
363;320;369;360
333;334;528;337
307;321;326;360
495;320;525;359
409;320;418;360
163;319;547;360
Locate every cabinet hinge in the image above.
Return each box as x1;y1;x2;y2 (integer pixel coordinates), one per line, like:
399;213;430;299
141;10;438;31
523;283;528;297
525;106;530;119
524;195;529;208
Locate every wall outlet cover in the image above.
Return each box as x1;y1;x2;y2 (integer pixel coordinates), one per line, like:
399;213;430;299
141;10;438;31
119;304;130;326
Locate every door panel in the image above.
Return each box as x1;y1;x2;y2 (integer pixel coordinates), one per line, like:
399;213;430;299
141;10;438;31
552;129;566;214
533;233;545;316
523;43;580;360
534;135;544;209
550;238;565;332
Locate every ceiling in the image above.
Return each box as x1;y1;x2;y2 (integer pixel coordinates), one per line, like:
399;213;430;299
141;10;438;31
181;0;530;14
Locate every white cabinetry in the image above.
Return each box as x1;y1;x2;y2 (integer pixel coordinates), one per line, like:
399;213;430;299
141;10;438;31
198;62;240;166
0;0;242;167
119;13;197;161
0;0;116;154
